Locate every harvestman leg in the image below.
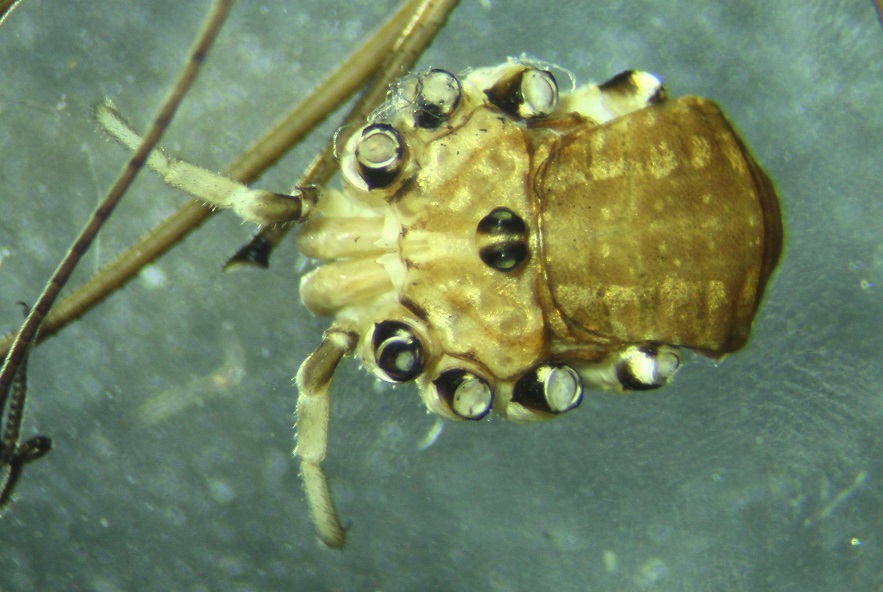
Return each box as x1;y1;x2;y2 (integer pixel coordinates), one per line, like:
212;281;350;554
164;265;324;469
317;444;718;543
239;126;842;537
95;103;318;226
294;327;358;548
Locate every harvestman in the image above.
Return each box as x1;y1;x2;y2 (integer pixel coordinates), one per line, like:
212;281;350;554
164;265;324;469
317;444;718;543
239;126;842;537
0;0;782;548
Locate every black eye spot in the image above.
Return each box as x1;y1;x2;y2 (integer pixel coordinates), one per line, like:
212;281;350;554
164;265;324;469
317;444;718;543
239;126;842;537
477;207;527;235
479;243;528;272
372;321;424;383
476;207;528;272
433;369;493;420
511;363;583;414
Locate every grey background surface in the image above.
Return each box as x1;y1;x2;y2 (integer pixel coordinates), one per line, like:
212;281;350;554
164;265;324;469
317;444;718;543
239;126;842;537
0;1;880;590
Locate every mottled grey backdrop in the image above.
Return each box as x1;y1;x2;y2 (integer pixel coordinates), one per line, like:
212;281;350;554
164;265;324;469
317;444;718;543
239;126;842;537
0;1;880;590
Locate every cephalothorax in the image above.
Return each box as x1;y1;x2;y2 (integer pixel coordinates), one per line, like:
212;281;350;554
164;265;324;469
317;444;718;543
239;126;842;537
95;60;782;546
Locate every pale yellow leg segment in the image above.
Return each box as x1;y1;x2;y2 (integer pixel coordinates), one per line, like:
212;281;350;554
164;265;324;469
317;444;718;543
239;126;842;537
95;101;315;225
299;258;394;317
294;327;357;548
295;216;387;260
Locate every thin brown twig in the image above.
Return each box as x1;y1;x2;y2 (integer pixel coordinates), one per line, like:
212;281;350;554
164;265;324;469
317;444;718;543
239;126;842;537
0;0;234;497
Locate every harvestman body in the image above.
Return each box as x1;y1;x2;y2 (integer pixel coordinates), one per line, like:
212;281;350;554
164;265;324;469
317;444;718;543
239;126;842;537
96;61;783;547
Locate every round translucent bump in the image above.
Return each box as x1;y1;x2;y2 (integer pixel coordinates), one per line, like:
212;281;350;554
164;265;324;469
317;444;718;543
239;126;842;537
410;69;461;129
518;69;558;118
372;321;424;383
433;369;493;420
617;346;681;390
511;363;583;414
355;123;404;189
655;350;681;380
539;365;582;412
